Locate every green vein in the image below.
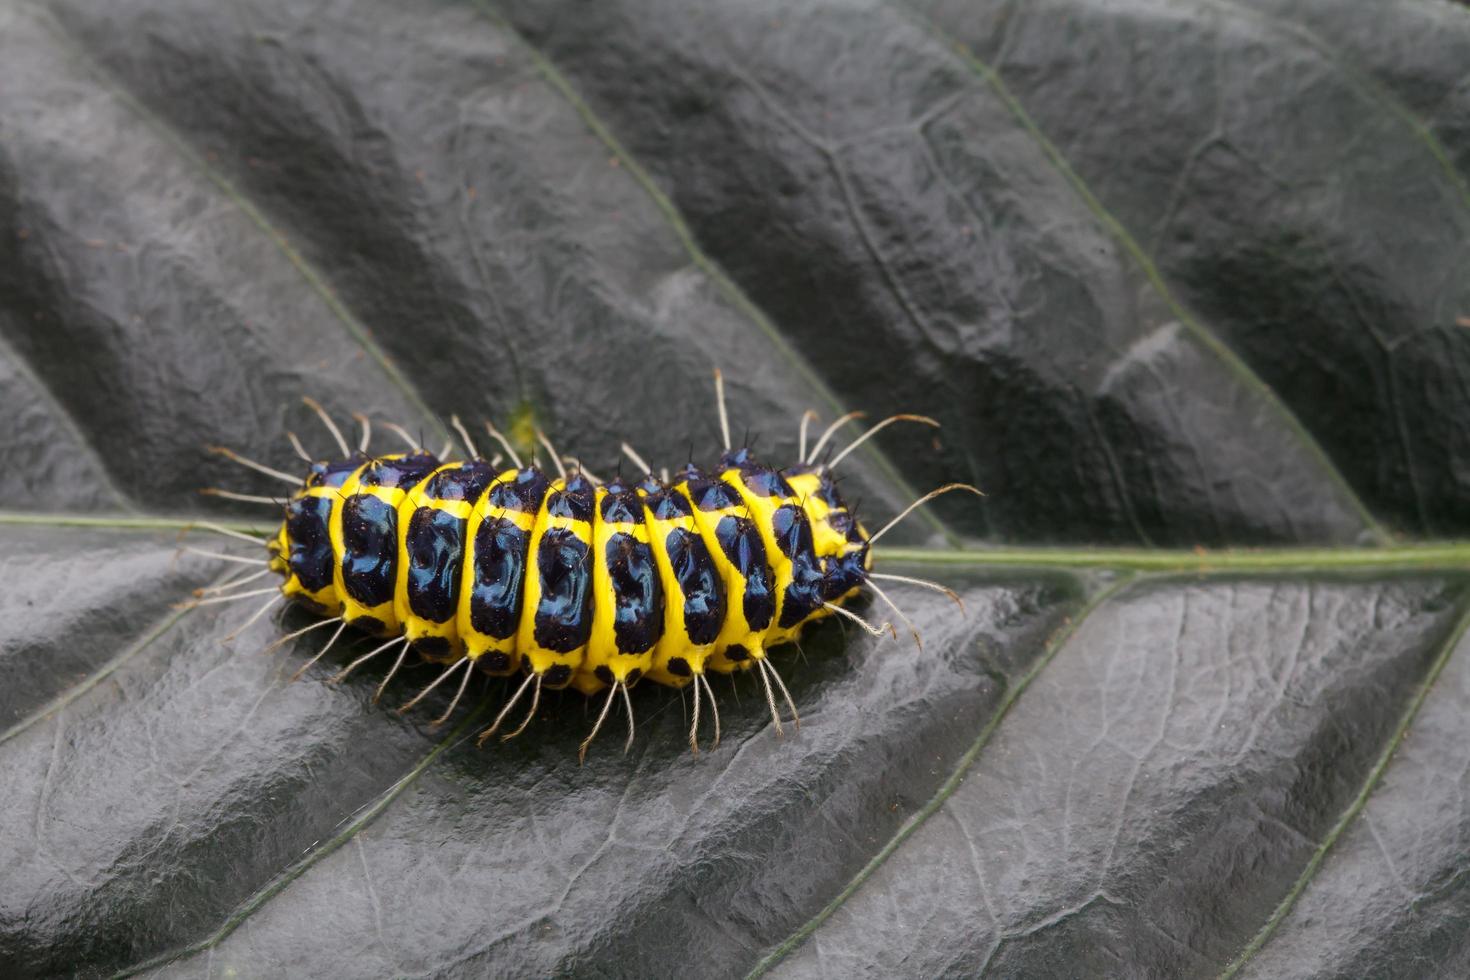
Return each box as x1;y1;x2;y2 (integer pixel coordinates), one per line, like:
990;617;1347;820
894;0;1391;546
0;605;193;747
5;511;1467;575
1198;0;1470;210
469;0;947;541
1218;588;1470;977
30;7;449;445
0;512;273;535
112;702;489;979
747;573;1137;977
876;543;1470;573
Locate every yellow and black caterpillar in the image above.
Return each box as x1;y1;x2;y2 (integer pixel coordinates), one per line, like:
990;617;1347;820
191;373;974;759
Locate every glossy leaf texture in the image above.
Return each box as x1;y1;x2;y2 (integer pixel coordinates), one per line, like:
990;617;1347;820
1;0;1468;977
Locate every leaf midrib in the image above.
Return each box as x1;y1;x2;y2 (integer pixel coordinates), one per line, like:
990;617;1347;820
6;511;1466;574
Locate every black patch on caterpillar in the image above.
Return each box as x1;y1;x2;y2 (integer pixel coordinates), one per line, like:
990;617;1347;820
687;477;741;512
771;504;826;629
646;488;692;520
625;667;642;685
595;665;615;685
667;656;691;677
341;494;398;607
714;515;775;630
490;470;552;517
489;468;552;513
543;663;573;688
481;651;511;673
348;615;387;636
664;527;725;645
533;527;593;652
307;453;367;489
741;466;794;499
605;532;664;654
423;460;500;501
357;451;441;489
547;474;596;523
823;551;869;601
724;644;751;662
599;487;645;524
405;508;464;622
285;494;335;591
470;517;529;640
413;635;451;659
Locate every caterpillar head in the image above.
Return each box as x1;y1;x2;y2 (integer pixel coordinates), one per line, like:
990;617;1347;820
782;464;871;604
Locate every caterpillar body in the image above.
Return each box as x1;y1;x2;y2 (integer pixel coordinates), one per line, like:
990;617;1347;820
194;374;975;758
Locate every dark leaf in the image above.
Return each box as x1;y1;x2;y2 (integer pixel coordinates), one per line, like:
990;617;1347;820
1;0;1468;977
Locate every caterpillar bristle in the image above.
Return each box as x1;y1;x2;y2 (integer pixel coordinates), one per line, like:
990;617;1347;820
867;483;984;546
580;683;619;764
194;374;977;757
198;488;284;506
869;572;966;613
804;410;865;465
450;415;479;459
206;446;301;486
398;656;470;717
753;656;785;737
301;396;351;457
289;620;348;683
379;420;423;453
824;414;940;471
350;412;373;454
286;430;313;463
866;578;923;653
500;674;543;742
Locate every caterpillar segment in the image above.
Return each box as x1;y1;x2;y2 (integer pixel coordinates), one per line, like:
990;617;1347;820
193;380;979;758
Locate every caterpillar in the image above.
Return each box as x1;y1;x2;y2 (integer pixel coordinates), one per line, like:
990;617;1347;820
187;372;977;760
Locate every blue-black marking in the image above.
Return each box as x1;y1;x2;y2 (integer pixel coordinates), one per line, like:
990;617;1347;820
686;476;741;512
533;527;593;653
357;452;441;489
422;460;500;500
547;474;596;522
285;495;335;592
663;527;725;645
307;453;368;489
469;517;530;640
714;515;775;631
489;468;552;513
341;495;397;607
771;504;826;628
404;508;464;622
604;532;664;654
599;486;645;524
